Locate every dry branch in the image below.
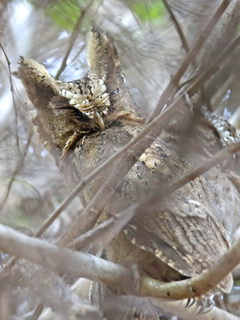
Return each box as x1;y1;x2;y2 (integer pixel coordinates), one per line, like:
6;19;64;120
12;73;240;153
148;0;232;120
55;0;95;79
0;223;239;301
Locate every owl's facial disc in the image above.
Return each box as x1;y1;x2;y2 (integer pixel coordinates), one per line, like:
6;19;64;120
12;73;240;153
57;76;111;129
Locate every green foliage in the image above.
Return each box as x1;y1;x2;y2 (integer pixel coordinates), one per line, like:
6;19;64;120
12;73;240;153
132;1;165;21
28;0;82;30
46;0;81;30
28;0;165;29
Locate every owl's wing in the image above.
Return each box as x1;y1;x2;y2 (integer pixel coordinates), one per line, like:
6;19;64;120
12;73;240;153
124;203;233;293
122;139;233;294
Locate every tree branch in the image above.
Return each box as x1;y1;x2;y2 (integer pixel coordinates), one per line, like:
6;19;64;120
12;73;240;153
55;0;95;79
162;0;190;53
0;43;19;147
0;223;239;301
148;0;232;120
0;224;132;293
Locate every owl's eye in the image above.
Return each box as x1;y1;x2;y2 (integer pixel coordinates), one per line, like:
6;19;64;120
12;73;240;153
60;90;75;100
82;99;90;105
110;88;119;96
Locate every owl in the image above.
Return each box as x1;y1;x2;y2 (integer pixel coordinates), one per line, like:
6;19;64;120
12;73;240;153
18;29;235;303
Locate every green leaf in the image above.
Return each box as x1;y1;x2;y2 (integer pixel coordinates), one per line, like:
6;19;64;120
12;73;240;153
28;0;83;30
45;0;81;30
132;1;165;21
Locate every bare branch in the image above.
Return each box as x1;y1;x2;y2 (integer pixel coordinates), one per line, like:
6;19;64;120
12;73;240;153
55;0;95;79
148;0;232;121
31;304;44;320
162;0;190;53
0;223;239;301
0;43;19;147
69;206;135;250
58;165;117;245
1;129;33;208
188;34;240;97
0;224;132;293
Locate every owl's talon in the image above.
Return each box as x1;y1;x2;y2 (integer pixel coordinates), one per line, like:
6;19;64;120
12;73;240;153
185;298;196;308
196;296;215;315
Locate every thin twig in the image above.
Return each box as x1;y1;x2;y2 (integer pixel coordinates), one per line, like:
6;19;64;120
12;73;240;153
162;0;190;53
147;0;232;122
199;0;240;111
200;0;240;74
1;130;33;208
30;304;44;320
55;0;94;80
0;43;20;148
69;206;135;250
188;33;240;97
58;165;119;245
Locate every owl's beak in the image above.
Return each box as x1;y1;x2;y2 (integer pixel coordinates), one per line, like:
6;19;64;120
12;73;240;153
94;111;105;130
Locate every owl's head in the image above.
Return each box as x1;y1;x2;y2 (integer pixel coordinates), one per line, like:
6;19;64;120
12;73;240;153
56;74;111;130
